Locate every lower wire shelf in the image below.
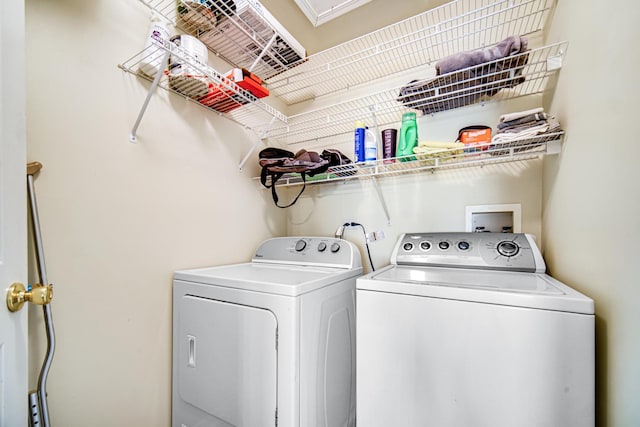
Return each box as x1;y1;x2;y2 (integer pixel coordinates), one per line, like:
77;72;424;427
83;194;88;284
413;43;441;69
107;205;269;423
256;131;564;188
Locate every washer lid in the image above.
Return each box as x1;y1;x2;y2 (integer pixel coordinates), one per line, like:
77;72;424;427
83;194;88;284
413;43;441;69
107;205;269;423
358;265;594;314
175;262;361;296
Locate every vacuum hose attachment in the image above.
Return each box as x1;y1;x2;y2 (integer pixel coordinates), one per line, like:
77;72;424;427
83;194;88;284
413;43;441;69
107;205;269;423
29;391;41;425
27;162;55;427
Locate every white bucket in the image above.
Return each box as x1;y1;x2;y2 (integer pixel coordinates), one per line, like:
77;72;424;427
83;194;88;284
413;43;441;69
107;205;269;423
168;35;210;99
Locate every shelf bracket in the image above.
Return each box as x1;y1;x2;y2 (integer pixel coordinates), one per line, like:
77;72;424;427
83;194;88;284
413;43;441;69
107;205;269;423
249;33;278;73
371;176;391;225
129;50;170;143
238;116;277;170
239;140;262;171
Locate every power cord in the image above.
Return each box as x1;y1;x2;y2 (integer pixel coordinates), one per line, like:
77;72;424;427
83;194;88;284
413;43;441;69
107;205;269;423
335;222;375;271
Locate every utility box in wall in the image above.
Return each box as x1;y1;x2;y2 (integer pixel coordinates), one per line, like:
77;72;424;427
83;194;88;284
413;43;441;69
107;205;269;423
465;204;521;233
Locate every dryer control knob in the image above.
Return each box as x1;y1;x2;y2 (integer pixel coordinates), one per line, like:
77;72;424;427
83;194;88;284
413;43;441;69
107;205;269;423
457;241;470;251
330;242;341;253
497;240;519;257
317;242;327;252
295;239;307;252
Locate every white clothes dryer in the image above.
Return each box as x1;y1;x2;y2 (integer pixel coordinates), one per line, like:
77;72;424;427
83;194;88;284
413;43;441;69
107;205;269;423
173;237;362;427
356;232;594;427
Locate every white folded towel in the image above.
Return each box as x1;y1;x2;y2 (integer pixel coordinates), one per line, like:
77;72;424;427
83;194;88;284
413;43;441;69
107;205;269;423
499;107;544;123
492;123;550;142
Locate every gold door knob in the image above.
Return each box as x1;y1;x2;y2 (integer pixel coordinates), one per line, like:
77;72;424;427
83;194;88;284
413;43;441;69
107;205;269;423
6;282;53;312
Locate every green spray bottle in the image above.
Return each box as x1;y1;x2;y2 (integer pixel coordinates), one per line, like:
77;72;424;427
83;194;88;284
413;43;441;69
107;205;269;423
396;112;418;161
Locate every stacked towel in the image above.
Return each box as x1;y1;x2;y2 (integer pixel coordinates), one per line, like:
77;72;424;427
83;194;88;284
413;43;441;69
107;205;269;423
413;141;465;163
490;107;562;153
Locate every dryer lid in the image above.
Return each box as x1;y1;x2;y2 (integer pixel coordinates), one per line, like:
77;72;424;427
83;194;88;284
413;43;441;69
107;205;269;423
175;262;361;296
358;265;594;314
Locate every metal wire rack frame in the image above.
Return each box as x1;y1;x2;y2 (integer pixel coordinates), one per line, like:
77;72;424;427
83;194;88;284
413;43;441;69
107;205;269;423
123;0;564;166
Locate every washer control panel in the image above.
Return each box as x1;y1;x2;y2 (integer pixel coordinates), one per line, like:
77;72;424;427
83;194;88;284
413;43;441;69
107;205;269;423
392;232;545;273
252;237;362;269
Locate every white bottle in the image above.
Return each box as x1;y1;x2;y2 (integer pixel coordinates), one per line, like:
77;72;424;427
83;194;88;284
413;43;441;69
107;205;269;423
364;127;377;163
138;12;170;78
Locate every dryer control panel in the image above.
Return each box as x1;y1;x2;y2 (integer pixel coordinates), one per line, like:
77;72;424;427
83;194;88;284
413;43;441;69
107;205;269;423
391;232;546;273
252;237;362;270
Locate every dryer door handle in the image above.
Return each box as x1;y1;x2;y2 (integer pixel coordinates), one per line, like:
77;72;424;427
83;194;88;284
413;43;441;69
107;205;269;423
187;335;196;368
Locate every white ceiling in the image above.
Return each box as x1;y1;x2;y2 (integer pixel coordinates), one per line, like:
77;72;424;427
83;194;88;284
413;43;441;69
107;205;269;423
259;0;451;54
293;0;372;27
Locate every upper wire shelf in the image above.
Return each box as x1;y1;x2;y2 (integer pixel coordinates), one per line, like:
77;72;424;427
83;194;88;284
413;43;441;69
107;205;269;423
137;0;307;80
265;42;567;149
265;0;556;105
259;131;564;188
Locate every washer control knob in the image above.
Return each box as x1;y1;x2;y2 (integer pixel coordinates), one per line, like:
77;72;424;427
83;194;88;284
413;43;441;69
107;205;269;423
438;241;450;250
295;240;307;252
497;240;519;257
419;241;431;251
457;241;470;251
403;242;414;252
330;242;341;253
317;242;327;252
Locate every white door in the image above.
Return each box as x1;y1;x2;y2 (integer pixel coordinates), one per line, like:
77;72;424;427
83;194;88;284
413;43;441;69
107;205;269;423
0;0;28;425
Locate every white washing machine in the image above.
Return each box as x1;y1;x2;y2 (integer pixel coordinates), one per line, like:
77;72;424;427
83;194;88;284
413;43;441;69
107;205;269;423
357;232;594;427
172;237;362;427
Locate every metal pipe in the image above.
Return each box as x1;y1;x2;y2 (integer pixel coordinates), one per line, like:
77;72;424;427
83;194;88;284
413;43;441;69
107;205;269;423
27;163;55;427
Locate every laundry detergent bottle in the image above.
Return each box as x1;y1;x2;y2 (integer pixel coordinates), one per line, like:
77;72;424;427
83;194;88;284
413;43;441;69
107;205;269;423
354;120;366;163
396;112;418;161
364;127;377;163
138;12;170;78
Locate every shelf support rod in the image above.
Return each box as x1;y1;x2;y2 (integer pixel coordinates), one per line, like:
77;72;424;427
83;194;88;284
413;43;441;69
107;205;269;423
371;176;391;225
248;33;278;73
129;50;170;143
238;116;277;170
239;140;262;171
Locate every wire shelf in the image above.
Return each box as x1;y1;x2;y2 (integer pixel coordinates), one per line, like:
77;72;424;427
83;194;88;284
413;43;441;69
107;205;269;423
119;37;286;134
125;0;565;175
265;42;567;148
258;131;564;187
265;0;556;105
137;0;307;80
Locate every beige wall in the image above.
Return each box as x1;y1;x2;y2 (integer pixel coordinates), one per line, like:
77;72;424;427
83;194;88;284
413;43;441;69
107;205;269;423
543;0;640;425
25;0;286;425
